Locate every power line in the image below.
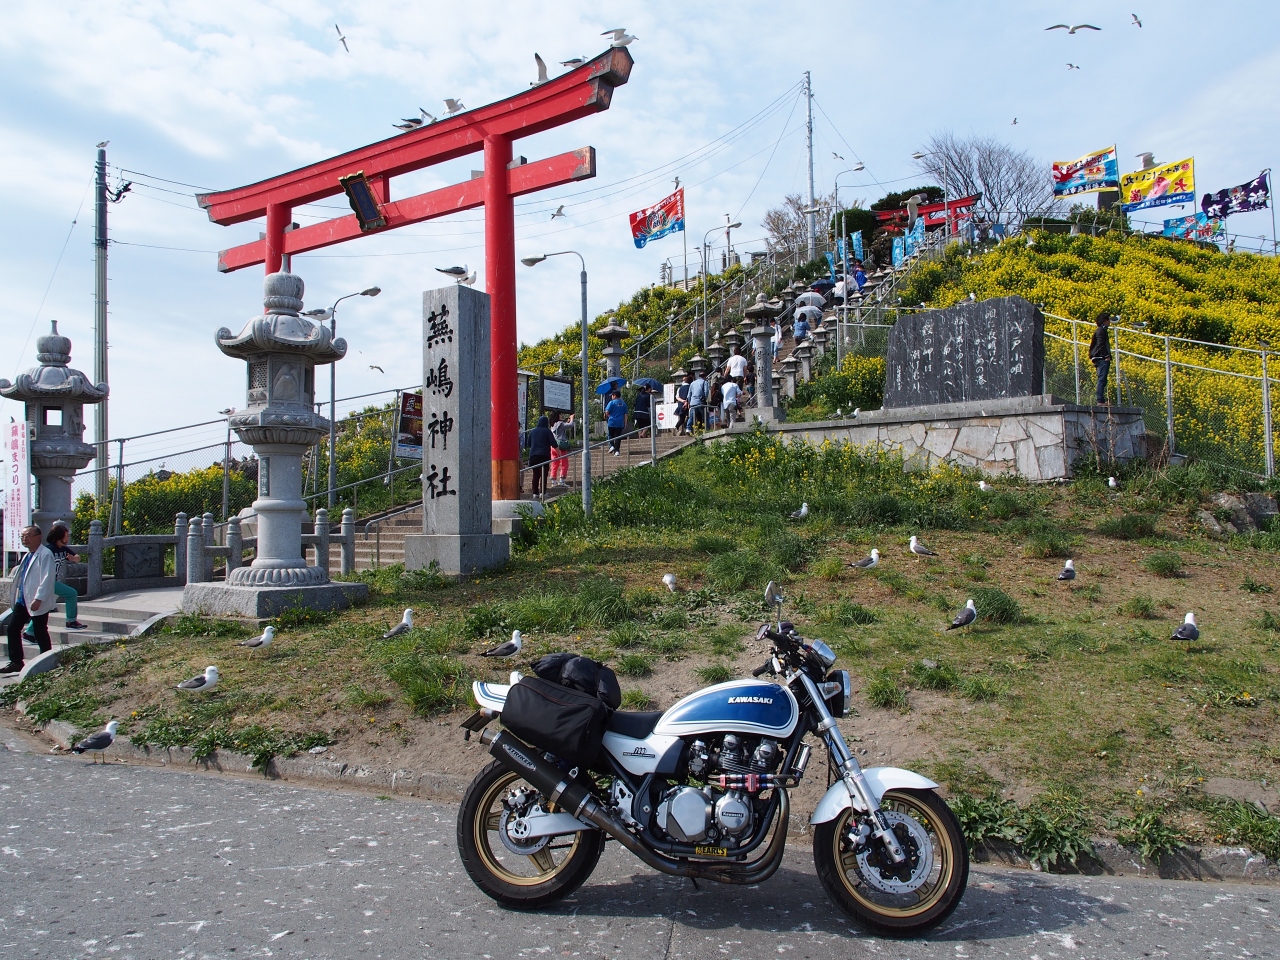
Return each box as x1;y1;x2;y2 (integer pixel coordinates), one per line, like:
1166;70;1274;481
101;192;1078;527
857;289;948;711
733;88;803;222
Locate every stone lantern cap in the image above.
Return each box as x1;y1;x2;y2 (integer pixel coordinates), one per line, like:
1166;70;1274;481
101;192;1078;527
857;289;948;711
216;272;347;364
0;321;108;404
780;355;800;369
744;293;782;324
595;321;631;345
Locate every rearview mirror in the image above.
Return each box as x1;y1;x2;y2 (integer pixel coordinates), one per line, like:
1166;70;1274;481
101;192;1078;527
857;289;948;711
764;581;783;607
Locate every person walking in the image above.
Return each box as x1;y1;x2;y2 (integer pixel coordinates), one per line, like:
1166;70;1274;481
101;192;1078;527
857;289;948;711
605;390;628;455
721;378;743;427
3;525;55;674
549;413;572;485
23;525;84;637
633;385;652;437
526;414;559;498
854;261;867;294
687;370;710;432
675;373;692;435
724;347;748;382
771;319;781;360
1089;312;1112;405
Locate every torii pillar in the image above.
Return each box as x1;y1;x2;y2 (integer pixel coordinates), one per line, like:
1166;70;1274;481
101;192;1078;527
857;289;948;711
197;48;634;501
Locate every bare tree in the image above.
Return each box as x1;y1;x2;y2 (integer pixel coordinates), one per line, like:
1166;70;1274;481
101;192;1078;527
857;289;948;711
914;132;1059;225
762;190;840;260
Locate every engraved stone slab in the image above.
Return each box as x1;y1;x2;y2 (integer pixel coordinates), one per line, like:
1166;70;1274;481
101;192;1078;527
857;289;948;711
114;543;163;579
884;296;1045;408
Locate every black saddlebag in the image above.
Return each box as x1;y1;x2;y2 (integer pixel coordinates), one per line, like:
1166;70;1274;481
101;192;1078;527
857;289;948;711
501;676;611;766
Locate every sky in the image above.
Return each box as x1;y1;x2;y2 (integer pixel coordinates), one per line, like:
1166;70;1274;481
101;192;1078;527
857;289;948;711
3;0;1279;455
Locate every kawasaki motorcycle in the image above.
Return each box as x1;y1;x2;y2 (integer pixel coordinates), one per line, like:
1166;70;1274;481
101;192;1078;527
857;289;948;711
456;582;967;937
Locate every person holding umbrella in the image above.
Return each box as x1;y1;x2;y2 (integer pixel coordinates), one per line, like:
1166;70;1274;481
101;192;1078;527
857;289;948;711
605;390;628;455
631;378;664;437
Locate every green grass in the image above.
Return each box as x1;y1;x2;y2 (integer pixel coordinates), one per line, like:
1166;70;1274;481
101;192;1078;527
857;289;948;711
959;675;1008;702
865;670;909;710
1113;807;1184;861
1097;513;1158;540
1123;595;1159;620
819;599;878;626
621;689;655;710
695;664;734;685
344;685;392;709
615;653;654;677
911;660;959;690
1241;576;1273;594
1143;551;1184;578
971;587;1023;625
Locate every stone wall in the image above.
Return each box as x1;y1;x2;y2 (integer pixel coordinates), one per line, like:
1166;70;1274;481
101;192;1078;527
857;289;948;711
707;396;1148;482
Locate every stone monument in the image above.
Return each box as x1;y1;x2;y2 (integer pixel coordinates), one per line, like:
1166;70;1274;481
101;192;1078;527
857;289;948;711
404;285;510;576
596;320;631;381
0;322;108;535
745;294;785;421
183;271;367;616
884;295;1045;408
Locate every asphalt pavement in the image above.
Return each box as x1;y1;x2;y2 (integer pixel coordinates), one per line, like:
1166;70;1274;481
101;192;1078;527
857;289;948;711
1;733;1276;959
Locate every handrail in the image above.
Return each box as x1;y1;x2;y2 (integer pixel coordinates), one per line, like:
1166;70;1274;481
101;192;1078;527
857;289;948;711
363;499;428;569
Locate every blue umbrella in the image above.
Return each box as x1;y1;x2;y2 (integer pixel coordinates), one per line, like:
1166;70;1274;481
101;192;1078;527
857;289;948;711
632;377;663;391
595;376;627;395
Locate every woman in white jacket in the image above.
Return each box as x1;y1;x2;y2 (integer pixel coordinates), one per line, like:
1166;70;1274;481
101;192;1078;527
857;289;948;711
2;526;55;673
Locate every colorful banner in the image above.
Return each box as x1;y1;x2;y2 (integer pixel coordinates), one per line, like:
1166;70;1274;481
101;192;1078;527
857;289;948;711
852;230;864;262
1162;212;1224;241
1202;171;1271;219
1120;157;1195;212
5;421;30;555
824;251;837;281
394;391;423;460
892;237;905;268
629;188;685;249
1052;145;1120;197
904;216;926;256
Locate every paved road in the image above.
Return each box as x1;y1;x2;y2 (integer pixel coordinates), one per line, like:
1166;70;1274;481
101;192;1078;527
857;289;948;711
1;736;1276;959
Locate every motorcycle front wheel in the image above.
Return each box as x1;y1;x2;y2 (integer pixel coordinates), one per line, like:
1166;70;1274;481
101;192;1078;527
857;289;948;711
456;760;604;909
812;788;968;937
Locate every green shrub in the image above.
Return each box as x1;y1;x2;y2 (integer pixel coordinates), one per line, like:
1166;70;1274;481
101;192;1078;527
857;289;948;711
691;533;735;555
1208;799;1280;861
865;670;909;710
621;689;656;710
971;587;1023;624
1023;531;1072;559
1097;513;1158;540
1113;808;1184;861
812;556;845;581
950;794;1021;853
695;664;734;685
615;654;654;677
1143;551;1184;578
1240;576;1273;594
387;655;470;715
911;660;959;690
707;551;784;593
820;599;878;626
1123;595;1159;619
344;685;391;709
959;675;1008;702
606;623;646;649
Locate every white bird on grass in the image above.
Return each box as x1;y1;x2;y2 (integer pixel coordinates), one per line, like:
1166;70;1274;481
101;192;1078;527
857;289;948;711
1108;476;1120;490
383;609;414;640
532;53;549;86
1171;612;1199;644
662;573;677;593
72;721;118;763
850;548;880;570
236;625;274;653
602;28;637;47
1047;23;1101;34
978;480;992;492
909;535;938;558
482;630;522;658
789;502;809;521
177;666;219;693
1057;559;1076;582
947;599;978;631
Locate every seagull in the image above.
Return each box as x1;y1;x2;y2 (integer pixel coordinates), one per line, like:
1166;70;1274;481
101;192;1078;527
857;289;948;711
550;204;565;220
1047;24;1101;33
602;28;637;47
1131;14;1142;27
851;408;860;419
72;721;118;763
851;548;880;570
419;107;437;123
335;23;349;53
1108;476;1119;490
436;265;468;279
1057;559;1076;582
1066;63;1081;70
394;120;420;132
1135;151;1155;169
833;152;844;160
177;665;219;693
383;608;414;639
533;53;549;86
1171;612;1199;644
444;99;465;115
482;630;523;658
947;599;978;631
662;573;677;592
235;625;274;653
461;270;477;286
789;502;809;521
369;365;384;373
909;535;938;558
560;57;586;68
219;407;236;416
978;480;992;492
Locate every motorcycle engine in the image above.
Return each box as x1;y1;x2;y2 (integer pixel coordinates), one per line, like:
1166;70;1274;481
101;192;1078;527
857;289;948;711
657;735;783;844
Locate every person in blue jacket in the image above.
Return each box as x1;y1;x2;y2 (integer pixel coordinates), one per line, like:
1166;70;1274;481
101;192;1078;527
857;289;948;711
605;391;628;455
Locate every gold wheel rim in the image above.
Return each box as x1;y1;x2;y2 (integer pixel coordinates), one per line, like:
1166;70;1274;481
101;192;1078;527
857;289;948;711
473;769;583;887
831;794;955;919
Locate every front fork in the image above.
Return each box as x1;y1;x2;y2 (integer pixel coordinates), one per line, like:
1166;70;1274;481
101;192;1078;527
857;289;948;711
796;672;907;864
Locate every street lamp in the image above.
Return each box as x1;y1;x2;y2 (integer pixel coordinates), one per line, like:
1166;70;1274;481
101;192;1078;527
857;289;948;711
521;251;593;517
303;285;380;507
832;165;866;369
912;151;951;237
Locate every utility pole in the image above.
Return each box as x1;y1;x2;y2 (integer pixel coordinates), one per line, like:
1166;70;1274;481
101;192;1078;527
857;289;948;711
94;145;110;507
804;71;816;263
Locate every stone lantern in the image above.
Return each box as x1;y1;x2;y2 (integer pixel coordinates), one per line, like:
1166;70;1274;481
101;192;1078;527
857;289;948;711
723;326;743;355
780;356;800;399
595;320;631;381
794;340;814;382
184;271;366;616
686;354;707;377
810;324;830;358
745;293;784;421
705;338;727;376
0;322;108;535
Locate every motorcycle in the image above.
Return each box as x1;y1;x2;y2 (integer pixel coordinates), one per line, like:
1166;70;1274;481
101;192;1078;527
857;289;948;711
455;581;968;937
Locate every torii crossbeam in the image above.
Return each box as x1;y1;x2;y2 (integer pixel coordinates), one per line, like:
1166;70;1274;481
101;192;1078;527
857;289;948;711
197;47;633;500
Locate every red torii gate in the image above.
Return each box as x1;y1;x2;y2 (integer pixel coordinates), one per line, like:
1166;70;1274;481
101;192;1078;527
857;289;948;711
197;48;633;500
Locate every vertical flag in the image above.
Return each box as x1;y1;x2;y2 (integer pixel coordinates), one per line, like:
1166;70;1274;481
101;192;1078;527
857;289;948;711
5;421;30;555
852;230;864;262
824;251;837;282
892;237;905;268
629;189;686;249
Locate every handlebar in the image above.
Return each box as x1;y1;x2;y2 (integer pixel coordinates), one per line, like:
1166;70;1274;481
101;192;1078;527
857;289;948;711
752;660;775;677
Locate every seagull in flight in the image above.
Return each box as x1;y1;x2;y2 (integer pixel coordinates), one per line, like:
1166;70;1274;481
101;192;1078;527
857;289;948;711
383;608;413;639
560;56;586;68
177;665;219;693
235;625;274;653
482;630;523;658
833;152;844;160
908;535;937;558
1047;23;1101;33
368;365;385;374
1135;151;1155;169
72;721;118;763
335;24;349;53
850;548;880;570
1011;117;1018;125
662;573;677;592
419;107;437;123
444;98;465;115
1131;14;1142;28
394;116;424;131
550;204;566;220
436;265;468;279
1171;612;1199;645
789;502;809;521
602;28;638;47
1057;559;1076;582
219;407;236;416
533;53;549;86
947;599;978;631
1066;63;1081;70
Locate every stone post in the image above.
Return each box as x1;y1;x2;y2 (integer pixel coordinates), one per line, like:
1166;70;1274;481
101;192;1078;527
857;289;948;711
771;370;784;404
723;328;743;355
315;507;330;576
745;294;785;421
795;342;813;382
404;284;510;576
341;508;356;576
781;356;800;399
174;512;188;586
202;511;215;582
811;325;829;358
186;516;205;585
0;322;108;533
595;321;631;382
87;520;104;598
226;517;242;575
687;354;707;378
706;340;727;377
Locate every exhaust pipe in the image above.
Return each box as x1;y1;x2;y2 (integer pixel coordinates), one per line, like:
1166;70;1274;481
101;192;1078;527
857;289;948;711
486;731;789;884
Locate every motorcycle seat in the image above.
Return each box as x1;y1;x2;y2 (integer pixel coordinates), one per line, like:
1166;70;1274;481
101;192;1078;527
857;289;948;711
606;710;663;740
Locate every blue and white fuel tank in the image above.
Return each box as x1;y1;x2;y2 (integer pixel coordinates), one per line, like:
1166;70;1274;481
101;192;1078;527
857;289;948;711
653;680;799;739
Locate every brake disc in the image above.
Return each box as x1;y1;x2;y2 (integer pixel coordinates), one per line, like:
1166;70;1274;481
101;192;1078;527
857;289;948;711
853;811;934;895
498;805;551;856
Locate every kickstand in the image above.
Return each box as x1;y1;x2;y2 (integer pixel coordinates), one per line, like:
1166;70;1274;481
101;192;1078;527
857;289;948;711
688;877;701;891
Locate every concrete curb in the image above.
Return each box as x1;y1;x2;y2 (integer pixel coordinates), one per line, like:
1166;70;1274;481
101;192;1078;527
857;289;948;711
26;716;1280;885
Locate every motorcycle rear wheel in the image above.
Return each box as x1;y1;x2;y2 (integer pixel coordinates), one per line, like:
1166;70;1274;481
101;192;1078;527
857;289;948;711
457;760;604;909
813;788;968;937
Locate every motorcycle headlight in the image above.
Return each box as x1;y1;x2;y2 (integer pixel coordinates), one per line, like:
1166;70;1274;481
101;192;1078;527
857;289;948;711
824;669;851;718
808;639;836;670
